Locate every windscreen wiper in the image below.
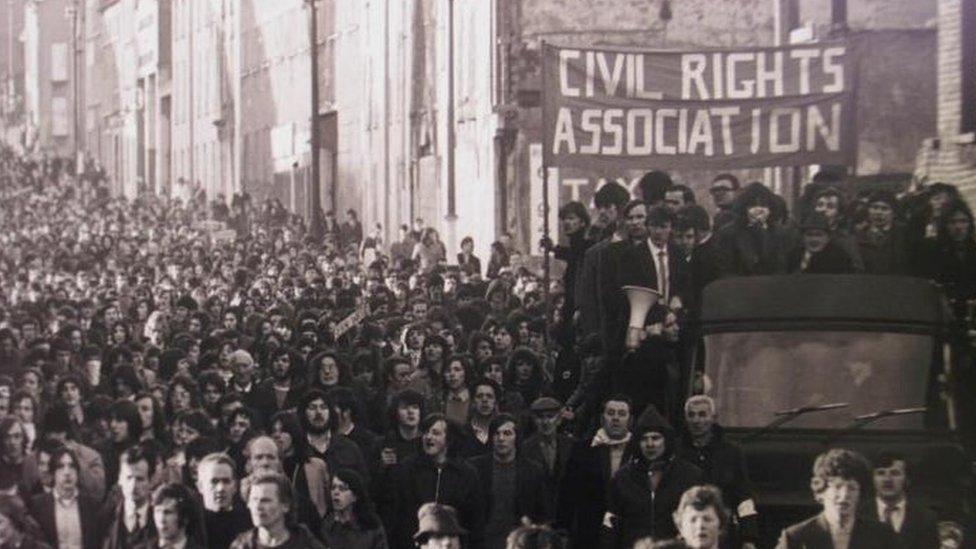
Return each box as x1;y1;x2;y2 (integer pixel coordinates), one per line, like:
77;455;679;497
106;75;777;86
742;402;849;443
824;407;927;445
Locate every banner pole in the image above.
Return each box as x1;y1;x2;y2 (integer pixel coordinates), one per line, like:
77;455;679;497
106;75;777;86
540;40;552;355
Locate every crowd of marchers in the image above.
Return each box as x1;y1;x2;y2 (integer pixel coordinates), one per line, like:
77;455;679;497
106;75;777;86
0;142;973;549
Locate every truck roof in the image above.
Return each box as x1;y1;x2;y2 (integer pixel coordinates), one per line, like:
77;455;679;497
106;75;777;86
700;275;948;331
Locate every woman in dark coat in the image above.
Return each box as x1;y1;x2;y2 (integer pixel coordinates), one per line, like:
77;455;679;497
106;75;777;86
603;406;703;548
320;468;388;549
916;198;976;321
714;182;797;278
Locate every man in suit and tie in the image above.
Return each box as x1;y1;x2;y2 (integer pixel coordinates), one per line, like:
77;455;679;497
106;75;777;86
100;444;157;549
870;452;939;548
776;448;894;549
30;446;102;549
613;205;688;416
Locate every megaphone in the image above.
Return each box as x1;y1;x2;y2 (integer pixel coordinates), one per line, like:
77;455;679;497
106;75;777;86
622;285;661;350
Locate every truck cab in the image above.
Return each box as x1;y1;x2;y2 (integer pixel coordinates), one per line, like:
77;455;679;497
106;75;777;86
694;274;974;545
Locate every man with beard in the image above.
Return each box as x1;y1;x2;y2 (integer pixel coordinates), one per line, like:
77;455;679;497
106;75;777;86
246;349;305;419
298;389;369;483
393;413;483;549
196;453;252;549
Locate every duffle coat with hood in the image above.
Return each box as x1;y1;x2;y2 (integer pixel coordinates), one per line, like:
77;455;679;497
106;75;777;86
601;406;703;549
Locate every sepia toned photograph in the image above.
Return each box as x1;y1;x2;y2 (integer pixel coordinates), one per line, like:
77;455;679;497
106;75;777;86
0;0;973;548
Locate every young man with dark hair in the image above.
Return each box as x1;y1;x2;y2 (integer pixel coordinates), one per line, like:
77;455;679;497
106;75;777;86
330;386;380;459
870;452;939;548
467;412;551;548
776;448;893;548
40;404;107;501
576;181;632;340
462;379;501;458
140;483;207;548
393;413;483;549
29;446;102;549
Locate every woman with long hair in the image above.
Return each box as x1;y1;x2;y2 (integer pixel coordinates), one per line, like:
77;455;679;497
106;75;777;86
320;468;388;549
412;228;446;273
269;411;331;519
918;198;976;322
133;391;169;445
504;347;546;409
164;374;201;419
308;350;353;392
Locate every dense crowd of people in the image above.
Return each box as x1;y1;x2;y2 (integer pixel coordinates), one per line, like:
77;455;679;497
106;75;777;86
0;143;973;549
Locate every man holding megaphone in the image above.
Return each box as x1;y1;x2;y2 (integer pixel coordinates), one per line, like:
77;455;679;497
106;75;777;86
602;204;688;418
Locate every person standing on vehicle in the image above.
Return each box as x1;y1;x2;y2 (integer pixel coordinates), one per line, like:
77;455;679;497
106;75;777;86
776;448;893;549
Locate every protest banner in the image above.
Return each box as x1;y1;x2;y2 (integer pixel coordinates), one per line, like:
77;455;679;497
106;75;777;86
333;306;367;339
541;42;858;171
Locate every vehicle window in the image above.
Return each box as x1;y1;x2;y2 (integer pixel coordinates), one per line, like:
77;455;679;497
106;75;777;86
704;332;932;430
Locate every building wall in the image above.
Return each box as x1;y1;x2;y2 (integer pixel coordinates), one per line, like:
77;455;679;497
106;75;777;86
333;0;499;261
240;0;309;209
915;0;976;204
1;0;27;146
23;0;74;157
170;0;230;202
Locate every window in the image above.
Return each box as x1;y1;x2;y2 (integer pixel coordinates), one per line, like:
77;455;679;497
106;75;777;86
52;97;69;136
51;43;68;82
704;331;931;430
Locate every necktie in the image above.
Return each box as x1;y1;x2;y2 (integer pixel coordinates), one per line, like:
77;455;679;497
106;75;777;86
126;509;139;533
657;250;669;303
883;504;896;531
